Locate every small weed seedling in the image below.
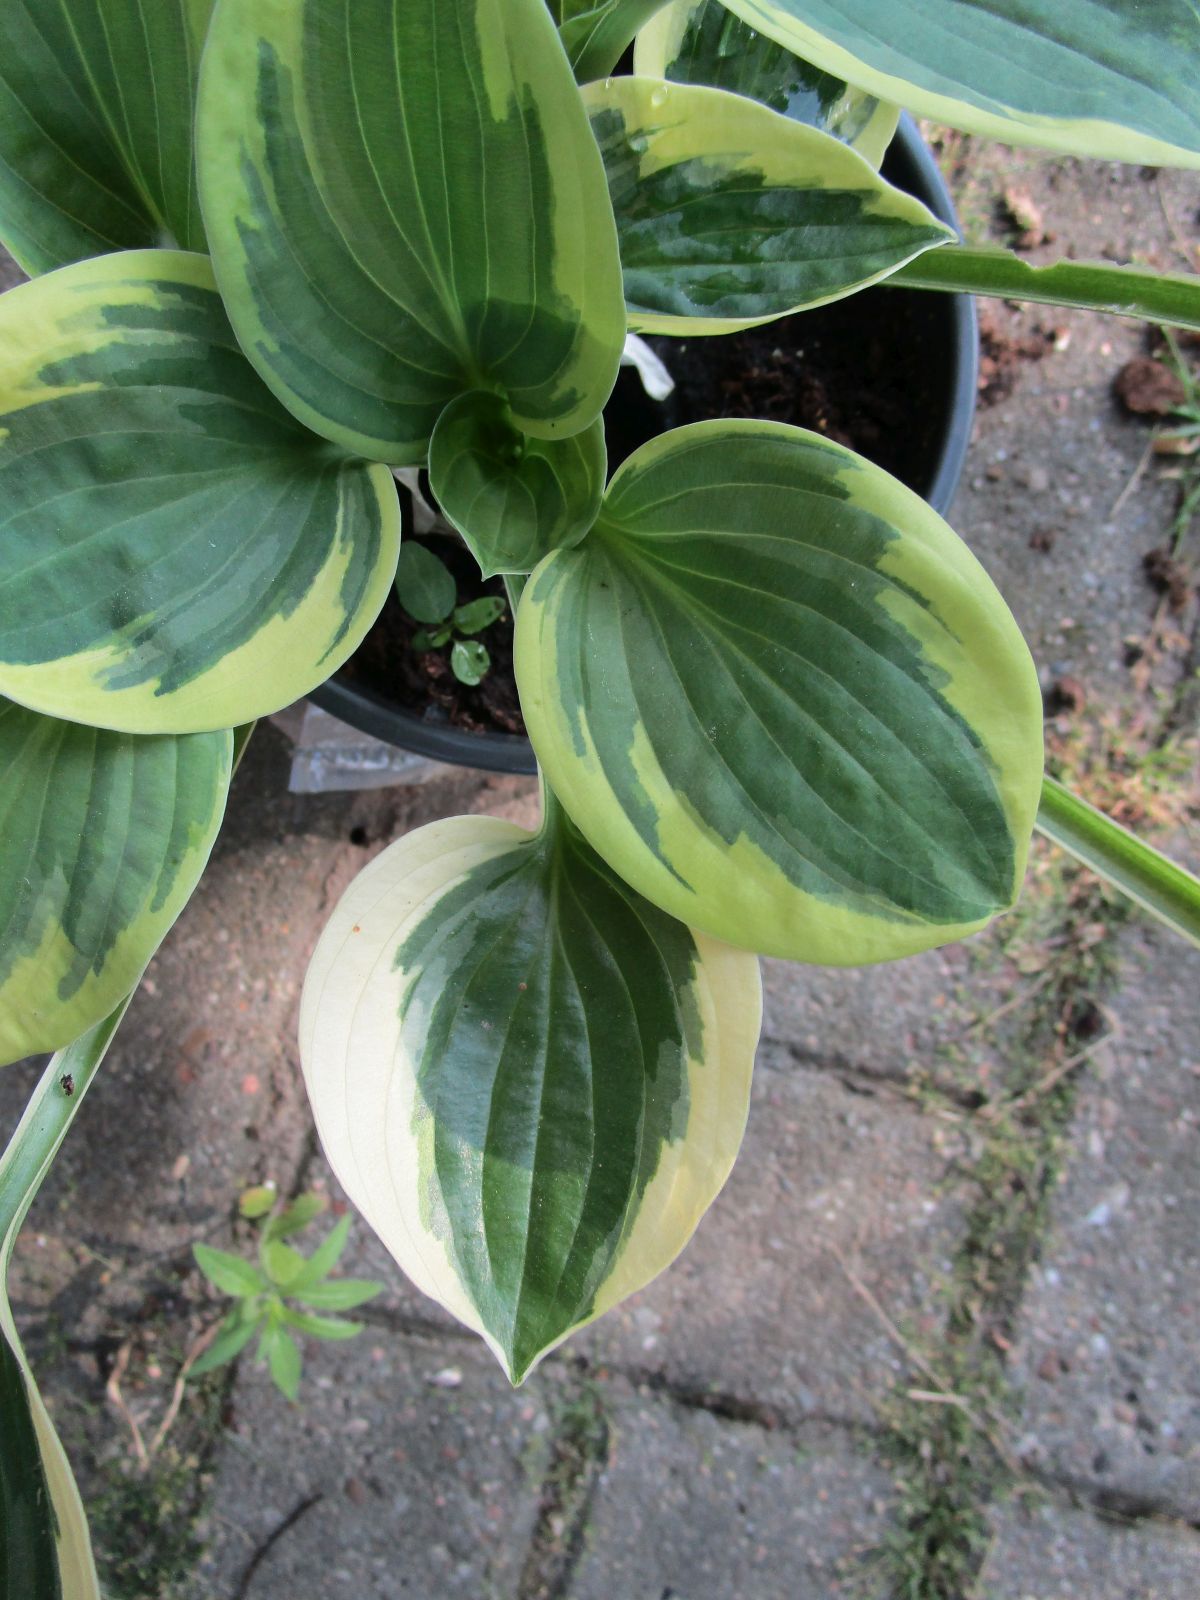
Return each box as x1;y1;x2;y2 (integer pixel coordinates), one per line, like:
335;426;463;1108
190;1187;383;1401
394;541;505;687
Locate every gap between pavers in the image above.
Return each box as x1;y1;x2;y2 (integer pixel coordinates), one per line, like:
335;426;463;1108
574;1044;966;1427
978;1495;1200;1600
185;1336;558;1600
1006;924;1200;1524
566;1376;896;1600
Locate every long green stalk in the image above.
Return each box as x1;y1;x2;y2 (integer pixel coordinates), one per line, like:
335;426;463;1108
1036;775;1200;946
893;245;1200;332
1;1001;134;1600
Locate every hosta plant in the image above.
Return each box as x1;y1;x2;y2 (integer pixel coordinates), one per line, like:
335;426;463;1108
1;0;1199;1590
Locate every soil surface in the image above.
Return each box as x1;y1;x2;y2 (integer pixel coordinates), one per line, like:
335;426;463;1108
641;285;951;495
339;530;523;736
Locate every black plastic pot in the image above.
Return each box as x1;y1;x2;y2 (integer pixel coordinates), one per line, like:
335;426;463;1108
312;114;977;776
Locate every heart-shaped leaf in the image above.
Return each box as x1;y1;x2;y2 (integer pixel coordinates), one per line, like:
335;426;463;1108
0;0;212;275
0;251;399;733
516;421;1044;964
717;0;1200;168
634;0;898;167
429;393;606;577
0;701;230;1066
584;77;952;334
197;0;627;462
300;809;761;1383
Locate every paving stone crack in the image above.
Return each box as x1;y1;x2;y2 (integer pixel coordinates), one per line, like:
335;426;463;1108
515;1381;609;1600
232;1492;325;1599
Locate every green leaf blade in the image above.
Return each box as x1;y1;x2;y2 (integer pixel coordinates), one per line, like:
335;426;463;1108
453;598;507;636
259;1324;301;1401
197;0;627;461
0;0;212;275
585;77;952;335
284;1215;351;1295
194;1244;269;1299
299;812;762;1384
718;0;1200;168
188;1314;262;1376
634;0;898;167
0;703;231;1065
262;1240;306;1288
516;421;1045;964
280;1309;363;1341
0;251;400;733
395;545;458;626
450;640;490;686
293;1278;384;1312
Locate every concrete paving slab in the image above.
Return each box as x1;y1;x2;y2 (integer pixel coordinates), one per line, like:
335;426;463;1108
576;1047;965;1425
568;1380;893;1600
979;1497;1200;1600
187;1337;554;1600
760;927;1009;1089
939;150;1195;697
1008;926;1200;1522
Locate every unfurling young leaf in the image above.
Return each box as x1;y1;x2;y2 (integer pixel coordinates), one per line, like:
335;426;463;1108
262;1240;306;1289
238;1184;277;1220
267;1193;328;1239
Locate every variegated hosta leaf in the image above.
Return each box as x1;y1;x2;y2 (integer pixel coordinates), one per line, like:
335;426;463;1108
0;0;212;276
299;810;761;1384
551;0;672;81
515;421;1044;965
0;251;399;734
0;701;230;1066
428;394;606;578
584;77;952;335
633;0;897;168
197;0;627;464
718;0;1200;169
2;1009;133;1600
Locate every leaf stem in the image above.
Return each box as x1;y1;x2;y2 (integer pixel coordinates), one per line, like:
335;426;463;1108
1035;775;1200;946
892;245;1200;331
0;998;133;1249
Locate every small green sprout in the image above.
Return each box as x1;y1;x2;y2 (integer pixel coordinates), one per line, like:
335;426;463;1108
190;1186;384;1401
395;542;505;686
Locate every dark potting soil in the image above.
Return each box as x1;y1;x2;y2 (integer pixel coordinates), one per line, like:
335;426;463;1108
339;531;524;736
338;287;951;737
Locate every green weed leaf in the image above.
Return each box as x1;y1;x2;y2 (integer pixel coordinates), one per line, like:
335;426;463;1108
451;640;490;686
193;1244;268;1299
395;544;458;624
